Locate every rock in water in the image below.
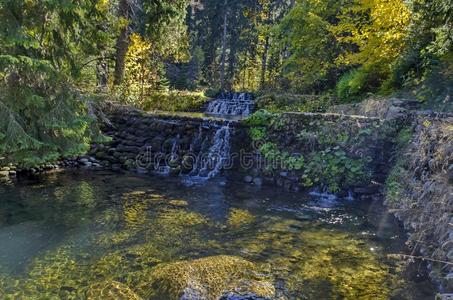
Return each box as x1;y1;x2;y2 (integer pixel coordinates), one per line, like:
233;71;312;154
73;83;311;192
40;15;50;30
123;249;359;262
244;175;253;183
253;177;263;186
143;255;274;299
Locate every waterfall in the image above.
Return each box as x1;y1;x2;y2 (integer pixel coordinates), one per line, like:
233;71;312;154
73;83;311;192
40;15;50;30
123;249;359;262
205;92;254;116
154;135;179;176
189;123;232;179
144;91;244;179
149;122;232;180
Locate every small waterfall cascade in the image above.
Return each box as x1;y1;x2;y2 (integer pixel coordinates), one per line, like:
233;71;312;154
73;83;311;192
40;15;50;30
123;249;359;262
154;135;180;176
205;92;254;116
147;120;233;180
189;122;232;179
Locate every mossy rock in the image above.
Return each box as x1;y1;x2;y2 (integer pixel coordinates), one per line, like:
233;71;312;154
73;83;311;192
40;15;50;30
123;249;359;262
227;209;255;228
86;281;143;300
169;199;189;207
144;255;274;299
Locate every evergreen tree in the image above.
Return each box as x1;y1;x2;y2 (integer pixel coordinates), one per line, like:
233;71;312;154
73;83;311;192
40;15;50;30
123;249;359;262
0;0;111;166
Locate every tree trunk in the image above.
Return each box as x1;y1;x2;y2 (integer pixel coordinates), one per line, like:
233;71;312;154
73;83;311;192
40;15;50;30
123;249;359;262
227;34;237;90
113;0;131;86
260;36;270;90
96;56;109;91
220;0;228;91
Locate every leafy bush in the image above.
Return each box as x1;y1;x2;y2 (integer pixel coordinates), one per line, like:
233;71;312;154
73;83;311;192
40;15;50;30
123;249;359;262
335;66;384;103
305;149;370;193
249;127;267;141
244;110;277;127
246;110;279;143
259;142;369;193
259;142;305;171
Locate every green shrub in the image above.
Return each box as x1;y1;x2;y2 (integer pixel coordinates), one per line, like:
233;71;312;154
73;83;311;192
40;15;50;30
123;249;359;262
336;66;384;103
258;142;369;193
244;110;277;127
249;127;267;141
259;142;305;171
246;110;278;143
304;149;370;193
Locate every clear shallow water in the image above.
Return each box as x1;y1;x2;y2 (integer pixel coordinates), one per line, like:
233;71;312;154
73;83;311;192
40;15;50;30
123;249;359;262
0;170;434;299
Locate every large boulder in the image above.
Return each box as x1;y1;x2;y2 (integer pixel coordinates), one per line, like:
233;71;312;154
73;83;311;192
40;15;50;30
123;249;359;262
144;255;275;300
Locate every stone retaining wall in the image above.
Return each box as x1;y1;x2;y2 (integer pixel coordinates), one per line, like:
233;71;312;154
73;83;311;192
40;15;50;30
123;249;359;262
385;112;453;292
237;111;404;194
89;103;237;176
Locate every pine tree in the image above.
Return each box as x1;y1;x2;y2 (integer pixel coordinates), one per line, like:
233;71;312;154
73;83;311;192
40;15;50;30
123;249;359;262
0;0;111;166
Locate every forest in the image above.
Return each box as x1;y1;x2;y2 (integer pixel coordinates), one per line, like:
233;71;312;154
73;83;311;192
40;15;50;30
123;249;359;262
0;1;453;299
0;0;451;166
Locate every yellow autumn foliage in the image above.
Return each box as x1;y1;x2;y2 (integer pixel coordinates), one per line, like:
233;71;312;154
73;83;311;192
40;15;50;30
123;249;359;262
333;0;411;69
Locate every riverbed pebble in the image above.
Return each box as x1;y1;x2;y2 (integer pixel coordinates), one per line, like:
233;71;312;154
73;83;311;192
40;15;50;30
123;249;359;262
253;177;263;186
244;175;253;183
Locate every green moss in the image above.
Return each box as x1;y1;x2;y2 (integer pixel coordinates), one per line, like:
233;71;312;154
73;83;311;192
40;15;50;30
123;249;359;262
384;126;414;204
141;91;208;112
227;208;256;228
145;255;274;299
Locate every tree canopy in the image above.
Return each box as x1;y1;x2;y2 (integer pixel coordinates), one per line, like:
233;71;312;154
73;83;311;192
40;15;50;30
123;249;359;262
0;0;451;166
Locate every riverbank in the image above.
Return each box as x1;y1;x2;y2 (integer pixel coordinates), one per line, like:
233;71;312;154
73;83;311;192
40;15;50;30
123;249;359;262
331;98;453;293
1;97;451;295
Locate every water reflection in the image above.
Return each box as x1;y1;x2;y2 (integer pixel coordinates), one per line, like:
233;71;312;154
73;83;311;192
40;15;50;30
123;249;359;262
0;170;434;299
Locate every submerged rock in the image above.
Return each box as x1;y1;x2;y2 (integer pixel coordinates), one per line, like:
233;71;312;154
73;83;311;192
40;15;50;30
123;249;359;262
227;208;255;228
145;255;274;300
253;177;263;186
244;175;253;183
